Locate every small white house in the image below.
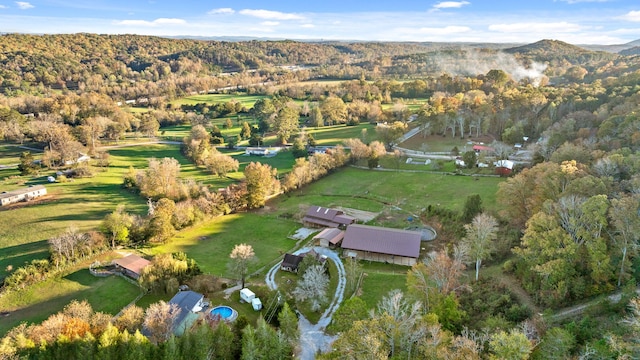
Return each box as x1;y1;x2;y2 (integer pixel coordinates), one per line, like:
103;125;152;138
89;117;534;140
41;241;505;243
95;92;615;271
251;298;262;311
240;288;255;303
0;185;47;206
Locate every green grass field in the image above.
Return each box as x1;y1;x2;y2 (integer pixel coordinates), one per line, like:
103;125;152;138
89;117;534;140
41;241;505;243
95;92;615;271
272;167;502;218
145;213;301;278
170;94;268;109
0;270;140;335
0;145;41;166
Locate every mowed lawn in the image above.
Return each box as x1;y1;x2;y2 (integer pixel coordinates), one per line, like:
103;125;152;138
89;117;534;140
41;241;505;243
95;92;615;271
146;213;302;278
0;270;140;336
0;145;42;167
170;94;267;108
272;167;503;218
305;123;376;146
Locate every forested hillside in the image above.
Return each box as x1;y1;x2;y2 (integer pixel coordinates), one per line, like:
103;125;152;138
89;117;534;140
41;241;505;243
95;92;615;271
2;33;640;359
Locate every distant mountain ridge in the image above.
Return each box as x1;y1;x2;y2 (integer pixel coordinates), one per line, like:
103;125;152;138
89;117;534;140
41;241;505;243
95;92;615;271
505;39;590;55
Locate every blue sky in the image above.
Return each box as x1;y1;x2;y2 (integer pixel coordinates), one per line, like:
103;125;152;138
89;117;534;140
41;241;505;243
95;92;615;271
0;0;639;44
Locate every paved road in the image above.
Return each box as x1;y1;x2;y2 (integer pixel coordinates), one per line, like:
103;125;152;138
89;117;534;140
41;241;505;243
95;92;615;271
266;246;346;360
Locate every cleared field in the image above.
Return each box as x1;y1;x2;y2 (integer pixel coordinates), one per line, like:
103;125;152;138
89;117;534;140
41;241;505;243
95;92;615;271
304;123;376;145
145;213;301;278
0;145;41;166
359;271;408;310
271;167;502;218
170;94;268;108
400;133;497;153
0;270;140;335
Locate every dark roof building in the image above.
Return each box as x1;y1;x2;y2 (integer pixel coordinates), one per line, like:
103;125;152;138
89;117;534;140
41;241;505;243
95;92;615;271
113;254;151;279
281;253;305;273
169;290;205;336
341;224;422;266
302;205;356;228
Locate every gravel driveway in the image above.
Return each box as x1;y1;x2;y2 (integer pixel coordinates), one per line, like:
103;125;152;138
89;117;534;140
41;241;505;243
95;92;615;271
266;246;346;359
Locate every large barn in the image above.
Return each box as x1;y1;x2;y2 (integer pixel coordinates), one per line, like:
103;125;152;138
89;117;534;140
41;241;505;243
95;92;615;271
341;224;422;266
302;205;356;228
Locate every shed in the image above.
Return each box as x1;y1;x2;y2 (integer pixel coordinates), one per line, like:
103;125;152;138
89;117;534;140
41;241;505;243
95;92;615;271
313;228;345;247
251;298;262;311
240;288;255;303
281;253;305;273
494;159;515;176
341;224;421;266
112;254;151;280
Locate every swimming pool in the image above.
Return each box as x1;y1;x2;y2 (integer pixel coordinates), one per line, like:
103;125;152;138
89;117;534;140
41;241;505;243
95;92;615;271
209;306;238;321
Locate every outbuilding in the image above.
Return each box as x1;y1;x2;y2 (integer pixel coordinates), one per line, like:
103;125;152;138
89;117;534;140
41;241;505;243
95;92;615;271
314;228;345;248
113;254;151;280
240;288;256;303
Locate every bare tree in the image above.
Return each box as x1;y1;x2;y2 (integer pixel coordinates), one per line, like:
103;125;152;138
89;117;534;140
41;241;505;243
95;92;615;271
143;301;181;344
292;264;329;311
461;213;499;281
228;243;256;288
422;246;468;294
376;289;425;358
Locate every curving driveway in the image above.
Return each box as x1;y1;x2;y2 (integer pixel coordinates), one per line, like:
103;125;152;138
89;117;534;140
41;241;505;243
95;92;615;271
266;246;346;360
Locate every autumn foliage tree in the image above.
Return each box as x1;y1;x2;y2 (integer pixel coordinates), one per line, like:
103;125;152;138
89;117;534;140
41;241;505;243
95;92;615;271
243;162;280;209
228;243;256;288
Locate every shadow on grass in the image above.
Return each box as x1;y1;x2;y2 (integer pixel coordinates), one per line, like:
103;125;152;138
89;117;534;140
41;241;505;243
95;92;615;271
0;274;141;336
0;241;50;279
63;269;98;286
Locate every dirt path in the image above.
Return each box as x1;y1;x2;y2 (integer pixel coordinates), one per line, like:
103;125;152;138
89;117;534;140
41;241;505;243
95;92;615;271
496;273;542;316
266;247;346;360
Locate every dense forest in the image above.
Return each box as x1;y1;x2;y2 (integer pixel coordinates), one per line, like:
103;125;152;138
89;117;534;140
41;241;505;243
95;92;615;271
2;33;640;359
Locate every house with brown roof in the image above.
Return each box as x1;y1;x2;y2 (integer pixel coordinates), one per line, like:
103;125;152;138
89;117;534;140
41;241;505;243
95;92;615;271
341;224;421;266
0;185;47;206
314;228;345;248
113;254;151;279
302;205;356;228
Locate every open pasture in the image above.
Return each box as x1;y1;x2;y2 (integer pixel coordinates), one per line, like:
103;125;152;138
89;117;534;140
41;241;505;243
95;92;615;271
170;93;268;109
0;268;140;336
146;213;301;278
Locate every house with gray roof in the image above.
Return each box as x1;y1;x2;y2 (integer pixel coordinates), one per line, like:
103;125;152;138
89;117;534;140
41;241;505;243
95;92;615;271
341;224;421;266
169;290;205;336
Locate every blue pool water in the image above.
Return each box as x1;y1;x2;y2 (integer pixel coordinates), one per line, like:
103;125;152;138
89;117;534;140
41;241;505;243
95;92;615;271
210;306;233;319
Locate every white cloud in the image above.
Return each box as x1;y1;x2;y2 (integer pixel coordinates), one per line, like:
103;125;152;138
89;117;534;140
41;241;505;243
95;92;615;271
433;1;470;9
489;21;583;33
239;9;304;20
261;21;280;26
208;8;234;15
115;18;186;27
154;18;186;25
0;5;6;8
619;10;640;22
15;2;34;9
301;24;315;28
